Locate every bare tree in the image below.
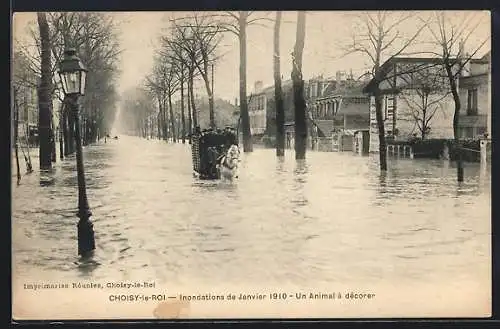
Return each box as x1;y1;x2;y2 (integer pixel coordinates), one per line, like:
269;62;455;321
20;12;122;155
148;51;182;142
424;11;489;181
397;64;451;140
169;14;222;130
159;29;200;141
342;11;427;171
274;11;285;157
215;11;273;152
163;23;201;130
145;72;168;140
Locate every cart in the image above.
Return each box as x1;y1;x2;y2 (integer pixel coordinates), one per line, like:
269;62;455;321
191;127;238;180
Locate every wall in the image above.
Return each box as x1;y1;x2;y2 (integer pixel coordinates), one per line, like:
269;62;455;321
369;95;396;152
249;93;267;135
396;89;455;139
457;73;489;139
14;84;38;140
458;74;489;117
265;86;295;137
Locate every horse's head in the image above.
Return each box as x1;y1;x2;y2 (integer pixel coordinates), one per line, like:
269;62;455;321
225;145;240;165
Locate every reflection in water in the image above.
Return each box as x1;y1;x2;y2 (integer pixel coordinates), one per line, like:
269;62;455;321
75;253;101;278
291;160;309;210
12;136;491;288
39;169;57;187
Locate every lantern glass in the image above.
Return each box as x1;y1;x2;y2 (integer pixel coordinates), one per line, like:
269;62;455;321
58;72;67;96
59;71;80;95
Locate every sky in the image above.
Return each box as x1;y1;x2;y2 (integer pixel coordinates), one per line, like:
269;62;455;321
13;11;491;104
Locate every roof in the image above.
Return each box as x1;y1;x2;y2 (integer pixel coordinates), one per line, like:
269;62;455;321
471;51;491;64
319;83;367;99
363;56;447;94
254;80;294;97
364;52;491;94
314;120;334;136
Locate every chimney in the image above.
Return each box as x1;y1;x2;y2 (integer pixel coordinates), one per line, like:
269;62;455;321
254;80;263;93
458;39;465;58
336;70;342;83
458;39;470;77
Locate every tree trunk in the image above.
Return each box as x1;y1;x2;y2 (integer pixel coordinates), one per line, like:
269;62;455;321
374;90;388;171
37;12;53;170
202;73;215;129
291;11;307;160
59;102;64;159
159;97;168;141
187;77;193;143
199;55;215;129
82;117;88;146
445;62;464;182
50;124;56;162
157;98;163;140
189;70;198;129
180;68;186;144
157;111;162;139
274;11;285;157
239;12;253;152
168;91;176;143
50;103;56;162
63;106;69;156
14;90;21;184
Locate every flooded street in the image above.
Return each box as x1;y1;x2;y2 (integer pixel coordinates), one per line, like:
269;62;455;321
12;135;491;287
12;135;491;318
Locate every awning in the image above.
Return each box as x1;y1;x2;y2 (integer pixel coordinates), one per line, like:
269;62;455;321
314;120;334;137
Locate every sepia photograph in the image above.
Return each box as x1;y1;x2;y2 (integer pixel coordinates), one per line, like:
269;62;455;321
11;10;491;320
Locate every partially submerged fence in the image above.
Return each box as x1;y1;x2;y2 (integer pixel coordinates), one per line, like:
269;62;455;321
386;139;482;162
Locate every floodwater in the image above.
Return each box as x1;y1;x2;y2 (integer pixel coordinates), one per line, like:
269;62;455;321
12;135;491;303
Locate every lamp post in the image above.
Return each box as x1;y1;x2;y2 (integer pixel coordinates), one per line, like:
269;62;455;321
58;48;95;257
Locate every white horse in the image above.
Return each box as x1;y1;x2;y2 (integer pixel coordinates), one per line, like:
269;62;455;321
217;144;240;181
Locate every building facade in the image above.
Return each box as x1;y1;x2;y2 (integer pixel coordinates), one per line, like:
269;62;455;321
248;72;360;141
363;57;459;153
247;79;297;139
457;51;490;139
310;82;370;137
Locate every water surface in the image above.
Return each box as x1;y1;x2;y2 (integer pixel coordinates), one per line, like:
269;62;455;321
12;136;491;289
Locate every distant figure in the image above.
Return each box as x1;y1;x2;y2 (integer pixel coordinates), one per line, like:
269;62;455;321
113;136;118;140
195;126;201;135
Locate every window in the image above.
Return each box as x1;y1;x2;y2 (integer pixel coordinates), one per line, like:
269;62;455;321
311;83;317;98
467;89;478;115
327;102;333;118
384;96;395;122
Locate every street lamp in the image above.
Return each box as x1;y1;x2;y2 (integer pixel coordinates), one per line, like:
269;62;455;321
58;48;95;257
